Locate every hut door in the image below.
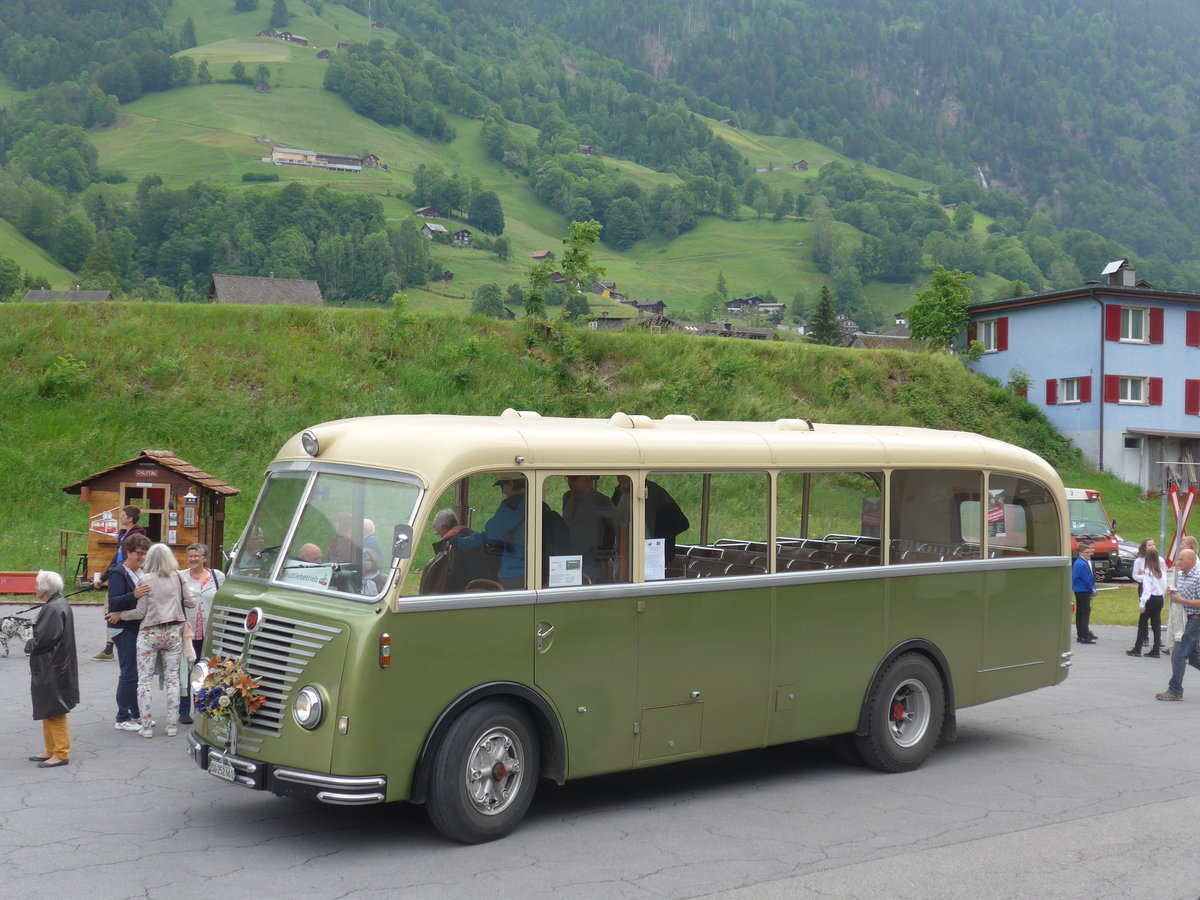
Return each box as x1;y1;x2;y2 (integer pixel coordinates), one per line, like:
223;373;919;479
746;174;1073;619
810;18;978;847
121;482;171;543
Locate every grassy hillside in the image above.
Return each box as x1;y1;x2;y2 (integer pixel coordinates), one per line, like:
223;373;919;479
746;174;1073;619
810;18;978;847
68;0;972;322
0;300;1091;573
0;219;75;288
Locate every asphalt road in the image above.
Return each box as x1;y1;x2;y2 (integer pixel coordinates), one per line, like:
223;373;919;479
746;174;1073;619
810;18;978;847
3;603;1200;900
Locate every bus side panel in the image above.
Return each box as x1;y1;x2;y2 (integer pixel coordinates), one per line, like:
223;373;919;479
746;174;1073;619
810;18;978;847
533;594;639;779
367;602;536;802
886;568;985;707
636;585;772;760
770;575;887;745
974;563;1072;704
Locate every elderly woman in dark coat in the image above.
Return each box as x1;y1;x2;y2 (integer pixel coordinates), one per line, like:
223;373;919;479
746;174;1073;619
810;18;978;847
27;570;79;768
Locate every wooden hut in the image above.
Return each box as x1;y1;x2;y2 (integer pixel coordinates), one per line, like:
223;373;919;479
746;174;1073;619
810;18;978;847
62;450;240;577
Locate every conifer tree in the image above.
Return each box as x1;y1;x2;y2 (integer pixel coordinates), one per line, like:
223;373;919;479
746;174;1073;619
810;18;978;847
807;285;842;345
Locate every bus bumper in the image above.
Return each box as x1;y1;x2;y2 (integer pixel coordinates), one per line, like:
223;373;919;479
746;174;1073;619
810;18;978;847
186;731;387;806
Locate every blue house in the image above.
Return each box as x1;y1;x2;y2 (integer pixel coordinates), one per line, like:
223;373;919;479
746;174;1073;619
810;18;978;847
966;260;1200;491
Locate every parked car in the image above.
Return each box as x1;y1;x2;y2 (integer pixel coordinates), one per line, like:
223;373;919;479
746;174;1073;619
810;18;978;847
1112;535;1138;582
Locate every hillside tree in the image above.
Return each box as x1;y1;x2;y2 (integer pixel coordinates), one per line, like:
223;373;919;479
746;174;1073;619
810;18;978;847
469;191;505;235
907;265;976;354
807;285;842;345
270;0;290;29
471;282;505;317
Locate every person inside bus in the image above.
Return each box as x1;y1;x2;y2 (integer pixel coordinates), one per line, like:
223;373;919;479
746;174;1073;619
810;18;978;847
612;477;690;565
453;475;529;589
328;512;355;564
299;543;323;564
426;509;480;594
562;475;619;582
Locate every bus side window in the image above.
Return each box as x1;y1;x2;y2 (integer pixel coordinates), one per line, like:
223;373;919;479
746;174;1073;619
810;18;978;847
649;472;767;579
889;470;983;563
777;471;883;570
981;474;1061;558
545;474;629;588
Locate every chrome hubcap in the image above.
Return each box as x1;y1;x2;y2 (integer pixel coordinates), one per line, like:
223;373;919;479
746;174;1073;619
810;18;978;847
887;677;931;748
465;726;524;815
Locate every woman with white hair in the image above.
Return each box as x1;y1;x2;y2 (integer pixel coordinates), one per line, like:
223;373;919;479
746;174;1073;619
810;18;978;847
27;570;79;768
107;543;195;738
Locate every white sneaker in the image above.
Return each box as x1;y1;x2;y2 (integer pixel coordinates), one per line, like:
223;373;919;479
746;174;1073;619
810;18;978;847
115;720;142;732
166;725;177;737
139;726;153;738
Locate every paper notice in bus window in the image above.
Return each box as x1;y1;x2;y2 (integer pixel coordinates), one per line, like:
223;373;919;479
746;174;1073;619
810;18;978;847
281;560;334;589
644;539;666;581
549;555;584;587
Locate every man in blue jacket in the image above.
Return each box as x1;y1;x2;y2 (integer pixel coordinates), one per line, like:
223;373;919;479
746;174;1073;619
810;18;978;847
1073;541;1098;644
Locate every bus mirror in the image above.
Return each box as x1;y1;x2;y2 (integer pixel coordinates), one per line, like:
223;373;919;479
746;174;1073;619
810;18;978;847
392;524;413;561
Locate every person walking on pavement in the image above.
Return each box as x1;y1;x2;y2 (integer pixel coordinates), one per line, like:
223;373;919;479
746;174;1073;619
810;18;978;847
1157;548;1200;701
1128;547;1166;658
1073;540;1098;644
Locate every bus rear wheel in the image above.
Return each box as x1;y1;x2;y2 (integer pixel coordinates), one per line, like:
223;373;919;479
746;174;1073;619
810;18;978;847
426;699;540;843
855;652;944;773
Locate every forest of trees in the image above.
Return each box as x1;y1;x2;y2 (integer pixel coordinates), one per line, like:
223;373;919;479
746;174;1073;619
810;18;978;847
1;0;1199;307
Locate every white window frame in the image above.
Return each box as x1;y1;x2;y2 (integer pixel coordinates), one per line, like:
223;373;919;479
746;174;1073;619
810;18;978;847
1120;307;1148;343
1119;376;1147;404
1060;377;1081;404
978;318;999;353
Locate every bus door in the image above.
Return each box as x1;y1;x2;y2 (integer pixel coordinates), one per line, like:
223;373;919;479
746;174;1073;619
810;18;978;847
533;474;640;779
632;472;773;763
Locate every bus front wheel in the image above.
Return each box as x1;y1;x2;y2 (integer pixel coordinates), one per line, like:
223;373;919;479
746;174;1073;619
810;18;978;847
855;652;944;773
426;699;540;843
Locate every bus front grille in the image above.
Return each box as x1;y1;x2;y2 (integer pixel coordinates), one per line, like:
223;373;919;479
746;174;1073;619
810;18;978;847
208;606;343;738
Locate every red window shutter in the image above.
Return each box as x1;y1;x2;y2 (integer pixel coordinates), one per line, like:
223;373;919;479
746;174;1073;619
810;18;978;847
996;317;1009;351
1149;377;1163;405
1080;376;1092;403
1187;380;1200;416
1150;308;1164;344
1104;374;1120;403
967;322;977;343
1105;305;1122;341
1189;311;1200;347
1045;379;1057;405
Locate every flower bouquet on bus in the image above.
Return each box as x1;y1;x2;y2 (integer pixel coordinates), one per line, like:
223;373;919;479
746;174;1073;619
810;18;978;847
194;657;267;725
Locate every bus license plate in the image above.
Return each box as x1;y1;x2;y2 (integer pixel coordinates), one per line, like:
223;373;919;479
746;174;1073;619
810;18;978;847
208;758;237;782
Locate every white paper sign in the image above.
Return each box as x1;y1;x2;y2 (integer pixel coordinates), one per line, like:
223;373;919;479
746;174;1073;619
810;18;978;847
281;559;334;588
168;529;178;544
548;555;584;587
644;538;666;580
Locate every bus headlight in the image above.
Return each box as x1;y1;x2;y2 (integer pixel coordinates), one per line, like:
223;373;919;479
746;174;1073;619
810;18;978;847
189;660;209;694
293;685;324;730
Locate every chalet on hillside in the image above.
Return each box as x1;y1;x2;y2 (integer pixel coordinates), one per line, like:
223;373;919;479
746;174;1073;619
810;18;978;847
452;228;471;246
620;299;667;317
21;289;112;302
579;144;596;156
316;49;331;60
208;273;323;306
412;206;440;218
421;222;449;240
530;250;554;261
792;160;809;171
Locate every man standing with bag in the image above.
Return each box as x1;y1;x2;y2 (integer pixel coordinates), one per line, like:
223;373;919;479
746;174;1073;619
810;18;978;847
1157;548;1200;701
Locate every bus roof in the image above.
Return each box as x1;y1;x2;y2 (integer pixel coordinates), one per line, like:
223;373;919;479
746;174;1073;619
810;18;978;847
276;411;1062;489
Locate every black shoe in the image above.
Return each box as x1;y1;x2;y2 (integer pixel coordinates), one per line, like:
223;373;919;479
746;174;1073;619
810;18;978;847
1127;649;1143;657
1078;636;1097;644
178;714;193;725
37;758;68;768
1145;649;1161;658
1088;632;1099;640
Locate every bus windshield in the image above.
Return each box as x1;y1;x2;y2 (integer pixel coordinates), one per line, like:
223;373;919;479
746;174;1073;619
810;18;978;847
231;468;422;600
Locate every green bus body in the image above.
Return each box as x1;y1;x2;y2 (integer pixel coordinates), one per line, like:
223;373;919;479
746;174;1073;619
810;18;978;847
187;412;1071;841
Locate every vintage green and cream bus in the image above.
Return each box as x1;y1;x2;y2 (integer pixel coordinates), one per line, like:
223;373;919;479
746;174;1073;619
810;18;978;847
186;411;1071;843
